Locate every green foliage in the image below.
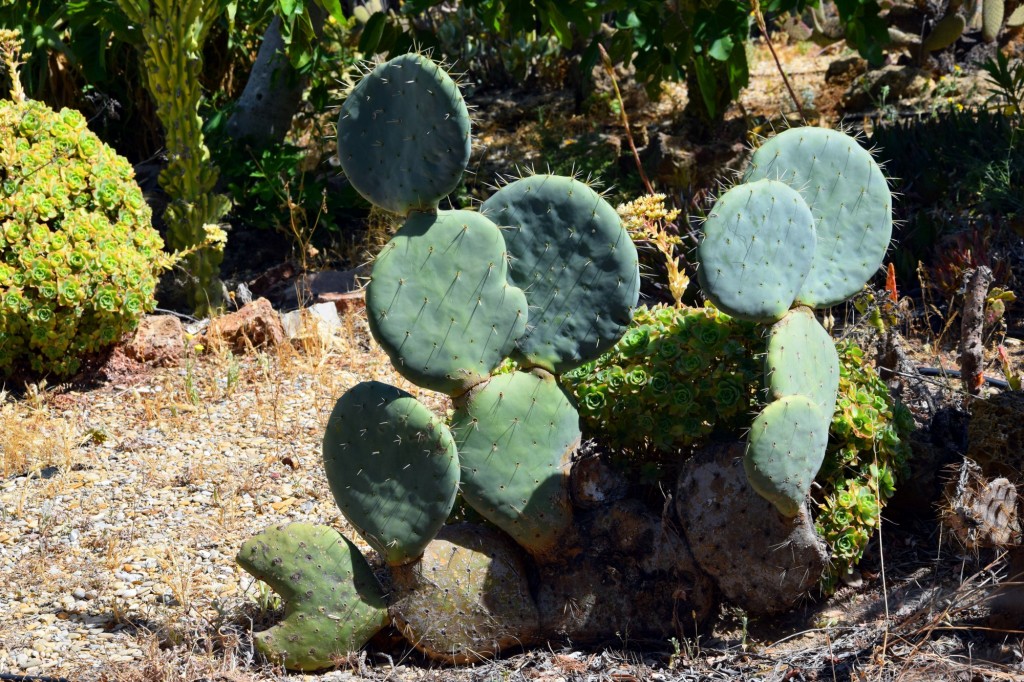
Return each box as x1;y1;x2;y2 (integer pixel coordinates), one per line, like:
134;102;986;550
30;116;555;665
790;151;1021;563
565;305;911;585
563;304;763;455
0;99;162;376
816;341;913;591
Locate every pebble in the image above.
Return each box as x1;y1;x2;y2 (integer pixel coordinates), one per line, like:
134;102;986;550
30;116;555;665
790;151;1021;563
72;587;86;599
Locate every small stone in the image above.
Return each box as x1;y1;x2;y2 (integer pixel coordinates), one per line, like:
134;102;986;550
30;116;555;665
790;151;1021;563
72;588;87;600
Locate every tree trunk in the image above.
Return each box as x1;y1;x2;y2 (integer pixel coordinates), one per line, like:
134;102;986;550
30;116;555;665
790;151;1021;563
226;6;327;148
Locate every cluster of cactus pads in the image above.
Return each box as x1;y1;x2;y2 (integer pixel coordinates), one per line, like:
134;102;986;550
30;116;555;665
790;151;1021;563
237;52;640;670
697;126;893;517
236;52;895;670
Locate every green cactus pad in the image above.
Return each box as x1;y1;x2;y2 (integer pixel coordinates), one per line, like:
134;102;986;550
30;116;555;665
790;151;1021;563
323;381;459;565
337;53;471;214
366;210;529;395
236;522;388;671
481;174;640;373
450;370;579;555
697;178;816;322
744;127;893;308
389;523;541;663
744;395;831;517
764;307;840;415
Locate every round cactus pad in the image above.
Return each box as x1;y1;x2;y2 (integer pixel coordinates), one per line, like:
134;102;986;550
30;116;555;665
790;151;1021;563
235;522;388;671
744;395;831;517
697;178;816;322
764;307;840;415
366;210;528;396
745;127;893;308
481;174;640;373
450;370;579;555
389;523;541;664
322;381;459;565
337;53;471;214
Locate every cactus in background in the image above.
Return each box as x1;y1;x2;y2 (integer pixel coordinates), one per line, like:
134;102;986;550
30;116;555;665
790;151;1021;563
116;0;231;315
239;51;639;669
236;522;388;671
697;126;892;517
322;381;459;566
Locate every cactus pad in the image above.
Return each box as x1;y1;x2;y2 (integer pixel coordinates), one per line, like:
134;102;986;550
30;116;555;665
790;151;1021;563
481;174;640;373
764;307;840;415
389;523;541;663
322;381;459;565
697;178;816;322
744;127;892;308
236;523;388;671
450;370;579;555
366;210;528;395
744;395;831;517
337;53;471;214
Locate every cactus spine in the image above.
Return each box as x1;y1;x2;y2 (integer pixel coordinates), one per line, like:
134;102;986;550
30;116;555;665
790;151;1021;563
116;0;231;314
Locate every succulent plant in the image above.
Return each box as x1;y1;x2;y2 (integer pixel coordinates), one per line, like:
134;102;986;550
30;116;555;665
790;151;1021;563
695;126;893;518
0;97;163;377
239;51;639;669
235;522;388;671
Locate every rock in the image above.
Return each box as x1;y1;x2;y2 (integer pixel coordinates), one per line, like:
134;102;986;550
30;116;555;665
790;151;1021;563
987;546;1024;631
536;499;716;644
122;315;184;366
675;441;828;616
569;443;628;509
204;297;284;352
280;302;342;343
825;56;868;86
842;65;932;111
967;390;1024;479
389;523;541;664
641;132;698;189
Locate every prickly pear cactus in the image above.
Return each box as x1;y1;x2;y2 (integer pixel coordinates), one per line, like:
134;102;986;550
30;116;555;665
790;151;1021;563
236;523;388;671
365;210;528;395
482;174;641;373
337;52;471;214
388;523;541;663
240;50;641;669
322;381;459;566
451;370;580;556
696;126;893;517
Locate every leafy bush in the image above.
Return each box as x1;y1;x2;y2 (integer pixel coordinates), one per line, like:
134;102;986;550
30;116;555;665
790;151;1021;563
564;304;913;588
0;98;163;376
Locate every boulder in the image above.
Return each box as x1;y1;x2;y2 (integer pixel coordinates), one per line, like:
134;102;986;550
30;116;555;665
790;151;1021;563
676;441;828;616
122;315;184;366
205;297;285;352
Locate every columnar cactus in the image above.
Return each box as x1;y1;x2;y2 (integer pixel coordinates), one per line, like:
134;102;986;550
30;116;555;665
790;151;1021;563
697;126;893;517
238;51;640;670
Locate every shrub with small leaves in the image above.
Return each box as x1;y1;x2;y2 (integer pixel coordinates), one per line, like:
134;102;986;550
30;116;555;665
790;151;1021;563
563;304;763;455
0;99;164;376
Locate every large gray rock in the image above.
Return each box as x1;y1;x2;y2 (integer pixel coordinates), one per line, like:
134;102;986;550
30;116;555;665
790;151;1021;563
676;441;828;616
536;499;717;644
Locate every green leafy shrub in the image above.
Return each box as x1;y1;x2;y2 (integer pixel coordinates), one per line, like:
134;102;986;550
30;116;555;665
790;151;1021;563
0;98;163;376
565;305;913;589
563;304;763;455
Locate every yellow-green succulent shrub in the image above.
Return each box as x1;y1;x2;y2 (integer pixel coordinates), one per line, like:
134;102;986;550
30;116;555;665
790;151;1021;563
0;99;163;376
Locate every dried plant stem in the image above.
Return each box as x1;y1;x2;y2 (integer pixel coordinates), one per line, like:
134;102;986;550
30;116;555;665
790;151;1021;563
751;0;806;122
598;44;655;195
960;266;993;396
